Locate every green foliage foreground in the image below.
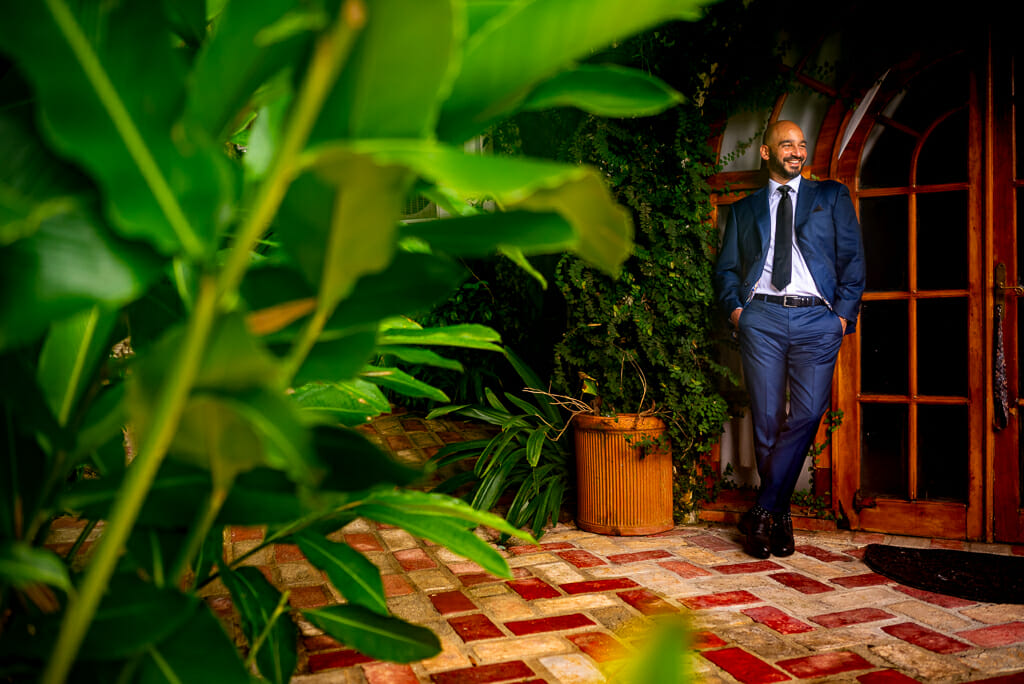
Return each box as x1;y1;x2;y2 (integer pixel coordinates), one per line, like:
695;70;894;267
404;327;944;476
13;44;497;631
0;0;711;681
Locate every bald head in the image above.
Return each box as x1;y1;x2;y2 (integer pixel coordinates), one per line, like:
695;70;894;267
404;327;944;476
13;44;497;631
760;120;807;183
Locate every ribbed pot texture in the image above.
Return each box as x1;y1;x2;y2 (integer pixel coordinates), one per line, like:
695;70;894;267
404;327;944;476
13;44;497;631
574;413;673;536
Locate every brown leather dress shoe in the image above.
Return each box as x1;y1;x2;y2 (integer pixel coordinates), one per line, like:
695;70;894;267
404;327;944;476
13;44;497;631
738;509;772;559
770;512;795;557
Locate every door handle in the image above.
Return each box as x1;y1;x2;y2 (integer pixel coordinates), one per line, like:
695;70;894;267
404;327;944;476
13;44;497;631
994;263;1019;430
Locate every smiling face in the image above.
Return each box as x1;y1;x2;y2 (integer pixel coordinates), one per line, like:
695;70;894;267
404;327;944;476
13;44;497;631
760;121;807;183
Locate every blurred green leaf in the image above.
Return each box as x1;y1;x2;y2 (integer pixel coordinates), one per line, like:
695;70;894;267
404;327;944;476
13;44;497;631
308;140;633;275
0;541;71;592
293;530;386;614
36;306;117;426
0;0;232;255
290;329;377;386
521;64;685;116
220;566;296;684
312;425;420;491
311;0;458;141
402;210;575;258
381;346;463;372
185;0;315;139
378;323;501;352
303;605;440;663
291;380;391;426
137;603;253;684
362;365;449;403
0;207;162;351
437;0;708;141
196;313;282;391
80;574;198;660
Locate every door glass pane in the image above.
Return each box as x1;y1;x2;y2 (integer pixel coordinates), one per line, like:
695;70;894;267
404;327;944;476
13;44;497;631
917;404;968;502
917;298;968;397
860;196;909;291
917;109;968;186
860;300;908;395
861;404;909;498
917;191;968;290
860;126;914;189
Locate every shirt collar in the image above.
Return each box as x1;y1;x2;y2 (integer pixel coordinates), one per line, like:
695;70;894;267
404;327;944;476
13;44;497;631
768;175;801;196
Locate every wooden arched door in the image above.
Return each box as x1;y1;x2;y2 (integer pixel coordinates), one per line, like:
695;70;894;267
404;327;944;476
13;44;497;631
832;28;1024;543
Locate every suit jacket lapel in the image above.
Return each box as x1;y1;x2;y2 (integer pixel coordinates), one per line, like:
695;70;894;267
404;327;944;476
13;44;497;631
751;185;771;249
795;178;818;239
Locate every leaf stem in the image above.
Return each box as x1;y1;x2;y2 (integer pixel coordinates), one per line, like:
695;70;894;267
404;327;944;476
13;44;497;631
217;0;366;302
41;276;219;684
42;0;204;258
245;589;291;670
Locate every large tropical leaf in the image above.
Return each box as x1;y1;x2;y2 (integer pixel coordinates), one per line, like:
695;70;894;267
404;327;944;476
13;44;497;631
293;530;387;615
0;541;71;592
137;604;253;684
303;605;440;663
437;0;709;142
291;379;391;426
0;0;232;255
306;140;633;275
520;64;685;117
219;566;296;684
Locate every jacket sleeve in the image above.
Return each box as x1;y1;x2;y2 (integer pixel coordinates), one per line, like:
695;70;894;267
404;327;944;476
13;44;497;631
713;203;745;317
831;183;866;333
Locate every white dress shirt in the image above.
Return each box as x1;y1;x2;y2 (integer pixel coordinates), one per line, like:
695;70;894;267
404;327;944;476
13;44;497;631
754;176;822;298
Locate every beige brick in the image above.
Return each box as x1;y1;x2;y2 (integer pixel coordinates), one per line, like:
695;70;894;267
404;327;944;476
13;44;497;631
818;587;898;611
793;626;888;652
472;634;570;662
870;641;971;680
477;594;536;620
535;594;620;615
468;583;512;598
508;552;561;567
782;555;849;579
672;547;727;566
887;599;973;631
379;528;418;551
406;569;455;593
418;635;473;673
537;653;606;683
959;647;1024;675
531;561;587;585
278;562;322;586
960;604;1024;624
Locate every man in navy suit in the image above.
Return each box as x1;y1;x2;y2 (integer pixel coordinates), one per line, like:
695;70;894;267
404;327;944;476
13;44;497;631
713;120;866;559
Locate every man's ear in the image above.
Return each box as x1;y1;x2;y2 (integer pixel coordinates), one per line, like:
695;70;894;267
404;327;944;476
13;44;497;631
759;145;770;161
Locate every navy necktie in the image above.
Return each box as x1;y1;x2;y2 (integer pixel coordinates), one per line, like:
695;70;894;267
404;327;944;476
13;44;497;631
772;185;793;290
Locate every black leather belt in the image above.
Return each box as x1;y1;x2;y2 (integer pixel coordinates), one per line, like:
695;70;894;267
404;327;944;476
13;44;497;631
752;294;825;308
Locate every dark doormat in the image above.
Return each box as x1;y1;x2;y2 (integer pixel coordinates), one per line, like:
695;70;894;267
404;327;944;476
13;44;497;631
864;544;1024;604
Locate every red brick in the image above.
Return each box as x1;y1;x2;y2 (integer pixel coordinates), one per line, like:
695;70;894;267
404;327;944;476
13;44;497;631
617;588;678;616
304;634;344;652
769;571;835;594
385;435;413;450
795;545;854;562
713;560;783;575
929;538;965;550
460;567;530;586
566;631;628;662
507;577;560;600
393;547;436;571
345;533;383;552
363;662;420;684
230;525;265;541
680;590;761;610
687;534;743;551
505;613;594;635
691;630;729;650
975;674;1024;683
882;622;971;654
288;585;331;608
275;543;305;563
560;578;639;594
448;614;504;642
701;647;790;683
659;560;713;579
857;671;921;684
508;542;574;555
430;661;534;683
382;574;414;597
742;606;814;634
958;622;1024;647
777;651;873;678
400;419;427;432
852;532;886;544
893;584;975;608
430;590;476;615
831;573;892;588
809;607;893;628
557;550;607;568
309;649;374;671
607;550;674;564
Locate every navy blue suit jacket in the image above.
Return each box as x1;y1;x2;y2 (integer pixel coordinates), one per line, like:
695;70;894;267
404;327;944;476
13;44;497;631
713;179;866;333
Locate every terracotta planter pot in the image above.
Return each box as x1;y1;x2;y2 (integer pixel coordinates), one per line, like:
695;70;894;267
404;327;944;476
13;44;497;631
574;413;673;536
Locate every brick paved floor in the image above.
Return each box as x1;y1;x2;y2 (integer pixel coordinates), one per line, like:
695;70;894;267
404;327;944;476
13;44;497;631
45;410;1024;682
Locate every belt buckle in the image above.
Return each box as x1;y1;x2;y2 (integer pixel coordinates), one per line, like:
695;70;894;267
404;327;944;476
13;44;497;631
782;295;801;308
